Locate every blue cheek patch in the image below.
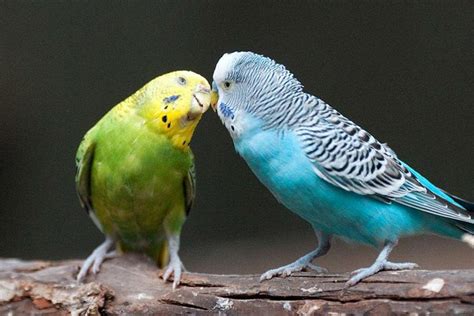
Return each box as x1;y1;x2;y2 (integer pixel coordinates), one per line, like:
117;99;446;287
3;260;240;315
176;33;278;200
163;95;180;103
219;102;234;119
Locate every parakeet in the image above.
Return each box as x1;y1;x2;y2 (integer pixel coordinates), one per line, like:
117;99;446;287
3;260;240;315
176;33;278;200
210;52;473;287
75;71;211;288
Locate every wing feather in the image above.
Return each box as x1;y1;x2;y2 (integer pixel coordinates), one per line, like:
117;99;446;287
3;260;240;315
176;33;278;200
296;97;473;224
183;157;196;216
75;132;96;214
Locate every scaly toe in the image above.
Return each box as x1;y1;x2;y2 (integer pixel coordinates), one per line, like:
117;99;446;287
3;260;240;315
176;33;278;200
281;268;295;277
259;270;278;282
162;267;173;282
172;267;182;290
77;264;91;283
162;259;183;289
345;261;418;288
345;271;369;288
349;267;366;277
346;265;383;288
260;262;311;281
306;263;328;273
92;258;105;274
383;261;418;271
91;265;101;275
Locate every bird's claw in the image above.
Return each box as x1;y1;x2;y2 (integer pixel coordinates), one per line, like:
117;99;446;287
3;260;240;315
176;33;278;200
305;263;328;273
346;261;418;288
162;259;183;289
260;261;327;282
77;239;115;282
77;250;116;282
90;250;118;274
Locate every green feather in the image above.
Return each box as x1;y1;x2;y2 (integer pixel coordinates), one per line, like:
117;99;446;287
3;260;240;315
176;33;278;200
76;83;198;267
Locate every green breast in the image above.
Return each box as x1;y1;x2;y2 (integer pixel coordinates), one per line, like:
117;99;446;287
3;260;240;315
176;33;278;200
90;113;192;249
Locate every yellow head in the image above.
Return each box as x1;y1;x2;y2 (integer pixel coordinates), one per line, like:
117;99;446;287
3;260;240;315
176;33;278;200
134;71;211;149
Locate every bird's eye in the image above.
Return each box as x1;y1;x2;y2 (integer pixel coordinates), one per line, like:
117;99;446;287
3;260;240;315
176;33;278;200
177;77;186;85
223;81;232;89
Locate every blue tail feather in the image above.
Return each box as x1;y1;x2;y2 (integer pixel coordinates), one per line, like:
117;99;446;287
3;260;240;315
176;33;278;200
402;162;466;209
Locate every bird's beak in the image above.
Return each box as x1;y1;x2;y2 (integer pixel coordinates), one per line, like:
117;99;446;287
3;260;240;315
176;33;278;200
210;81;219;112
188;84;211;121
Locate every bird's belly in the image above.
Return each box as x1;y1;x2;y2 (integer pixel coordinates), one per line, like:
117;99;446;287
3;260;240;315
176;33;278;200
90;134;189;247
235;129;425;246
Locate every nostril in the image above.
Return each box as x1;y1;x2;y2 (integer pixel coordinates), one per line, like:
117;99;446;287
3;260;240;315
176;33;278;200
196;84;210;94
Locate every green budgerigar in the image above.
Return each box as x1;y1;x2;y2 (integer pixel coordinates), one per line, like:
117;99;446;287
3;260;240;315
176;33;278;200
75;71;211;288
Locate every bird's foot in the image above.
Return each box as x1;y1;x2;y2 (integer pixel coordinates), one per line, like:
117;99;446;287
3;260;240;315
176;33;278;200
162;257;184;289
77;239;116;282
346;261;418;287
260;259;327;282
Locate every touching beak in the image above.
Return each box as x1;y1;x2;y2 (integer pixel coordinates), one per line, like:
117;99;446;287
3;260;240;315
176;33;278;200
210;81;219;112
188;84;211;121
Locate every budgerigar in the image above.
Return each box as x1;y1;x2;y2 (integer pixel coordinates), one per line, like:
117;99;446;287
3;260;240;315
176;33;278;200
75;71;210;288
210;52;473;287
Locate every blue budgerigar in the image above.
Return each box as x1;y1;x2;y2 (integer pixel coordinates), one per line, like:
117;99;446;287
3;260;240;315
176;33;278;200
210;52;473;287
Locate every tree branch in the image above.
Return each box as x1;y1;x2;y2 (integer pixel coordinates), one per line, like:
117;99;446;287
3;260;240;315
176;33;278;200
0;255;472;314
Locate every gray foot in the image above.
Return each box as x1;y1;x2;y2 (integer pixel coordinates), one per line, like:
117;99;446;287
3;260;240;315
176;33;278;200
346;260;418;287
161;233;184;289
77;238;115;282
162;257;184;289
260;231;331;282
260;258;327;281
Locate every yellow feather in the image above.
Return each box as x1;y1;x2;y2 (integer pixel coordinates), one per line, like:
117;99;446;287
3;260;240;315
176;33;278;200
112;71;210;150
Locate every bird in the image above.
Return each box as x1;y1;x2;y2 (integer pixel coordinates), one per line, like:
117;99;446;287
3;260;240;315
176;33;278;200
75;71;211;288
210;51;473;287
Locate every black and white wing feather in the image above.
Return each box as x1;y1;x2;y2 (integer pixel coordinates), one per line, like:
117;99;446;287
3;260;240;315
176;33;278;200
295;96;473;224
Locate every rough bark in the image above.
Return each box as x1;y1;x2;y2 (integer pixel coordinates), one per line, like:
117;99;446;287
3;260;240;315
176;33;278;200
0;255;472;315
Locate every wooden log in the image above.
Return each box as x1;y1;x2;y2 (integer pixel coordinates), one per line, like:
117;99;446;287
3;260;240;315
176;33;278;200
0;255;472;315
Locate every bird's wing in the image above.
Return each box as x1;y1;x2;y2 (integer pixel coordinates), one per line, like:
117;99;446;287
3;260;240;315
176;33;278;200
183;155;196;216
75;131;96;214
296;99;473;223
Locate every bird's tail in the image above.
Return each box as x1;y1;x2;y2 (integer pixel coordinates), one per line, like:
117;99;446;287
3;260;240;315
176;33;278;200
444;191;474;213
442;190;474;248
462;234;474;248
157;240;169;268
146;239;169;268
118;238;170;267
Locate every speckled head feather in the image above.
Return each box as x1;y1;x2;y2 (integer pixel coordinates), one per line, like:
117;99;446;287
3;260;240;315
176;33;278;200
121;71;211;149
213;52;303;113
215;52;301;89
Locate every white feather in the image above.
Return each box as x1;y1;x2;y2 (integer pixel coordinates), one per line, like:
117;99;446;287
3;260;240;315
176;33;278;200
461;234;474;248
213;52;246;85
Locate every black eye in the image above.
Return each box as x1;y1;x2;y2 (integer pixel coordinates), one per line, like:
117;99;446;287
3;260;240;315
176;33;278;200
178;77;186;85
223;81;231;89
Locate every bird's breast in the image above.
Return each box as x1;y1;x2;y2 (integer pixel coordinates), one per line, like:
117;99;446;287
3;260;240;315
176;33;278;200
234;125;322;216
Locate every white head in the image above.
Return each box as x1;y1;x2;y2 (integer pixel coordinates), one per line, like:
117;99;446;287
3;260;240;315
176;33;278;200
211;52;302;137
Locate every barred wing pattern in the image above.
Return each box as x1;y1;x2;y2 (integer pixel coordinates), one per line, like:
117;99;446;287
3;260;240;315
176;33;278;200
294;96;473;223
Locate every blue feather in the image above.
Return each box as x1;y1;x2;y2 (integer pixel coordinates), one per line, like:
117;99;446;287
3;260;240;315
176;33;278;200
163;95;180;104
234;116;464;245
212;51;473;285
401;162;464;208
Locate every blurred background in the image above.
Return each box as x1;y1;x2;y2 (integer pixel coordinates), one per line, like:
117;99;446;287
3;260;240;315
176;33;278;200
1;1;472;274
